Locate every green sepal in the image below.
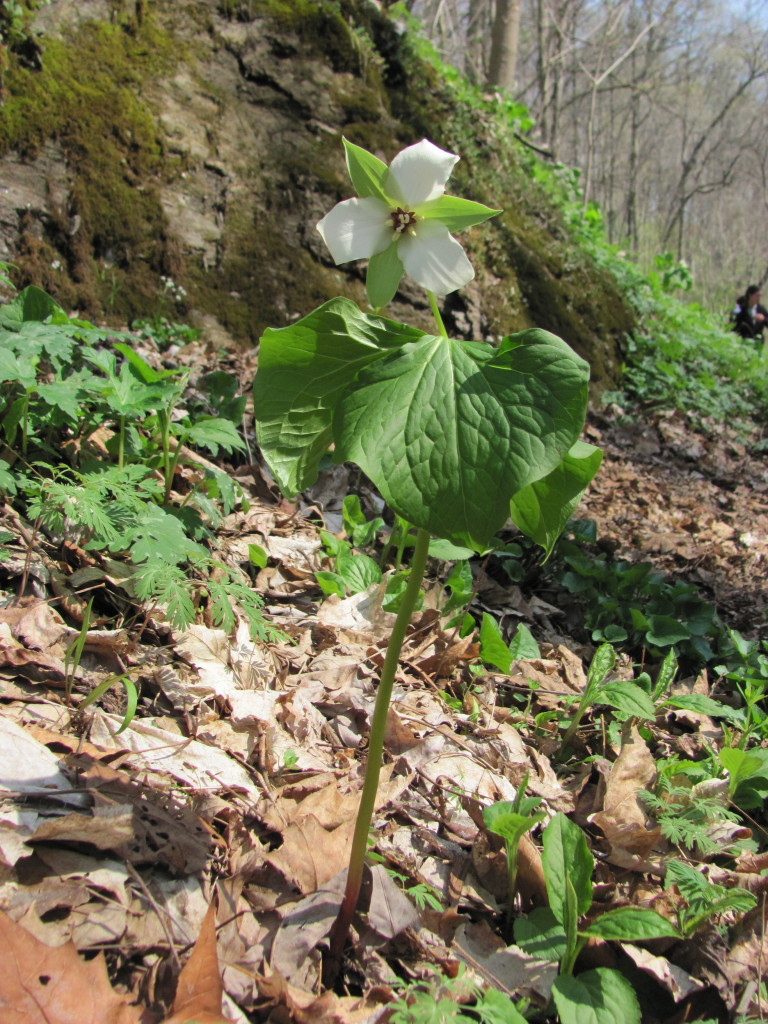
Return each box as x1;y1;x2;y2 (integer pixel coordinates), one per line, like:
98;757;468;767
343;137;391;202
366;244;403;309
510;440;603;559
418;194;502;231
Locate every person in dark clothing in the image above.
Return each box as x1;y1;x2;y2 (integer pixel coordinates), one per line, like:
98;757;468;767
732;284;767;340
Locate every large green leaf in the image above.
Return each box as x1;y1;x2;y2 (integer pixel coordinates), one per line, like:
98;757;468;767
551;969;640;1024
0;285;58;329
510;441;603;558
255;303;589;550
595;680;656;720
334;327;589;550
542;813;593;924
514;906;567;962
254;298;422;496
581;906;678;941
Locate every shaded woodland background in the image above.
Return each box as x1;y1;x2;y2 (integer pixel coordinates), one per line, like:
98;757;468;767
406;0;768;312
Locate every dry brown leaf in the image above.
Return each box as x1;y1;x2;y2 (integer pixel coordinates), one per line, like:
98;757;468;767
591;723;661;857
259;762;410;832
0;597;68;651
365;864;420;940
161;901;234;1024
0;625;70;683
256;964;382;1024
267;814;355;893
270;881;345;986
623;943;705;1002
453;919;557;1002
0;909;143;1023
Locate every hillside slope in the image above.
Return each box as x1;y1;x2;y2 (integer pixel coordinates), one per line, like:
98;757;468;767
0;0;634;386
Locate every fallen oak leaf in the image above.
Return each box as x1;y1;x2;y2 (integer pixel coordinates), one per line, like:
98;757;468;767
160;901;235;1024
591;722;661;858
0;908;143;1024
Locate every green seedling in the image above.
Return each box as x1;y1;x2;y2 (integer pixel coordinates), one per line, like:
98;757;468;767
109;343;245;502
316;529;382;598
719;745;768;811
515;812;678;1024
64;595;94;704
479;613;540;674
482;772;546;928
79;673;138;735
253;137;600;969
556;643;656;758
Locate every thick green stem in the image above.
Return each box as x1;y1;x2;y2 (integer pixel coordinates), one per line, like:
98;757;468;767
556;685;595;759
327;526;431;967
427;291;448;337
505;838;520;930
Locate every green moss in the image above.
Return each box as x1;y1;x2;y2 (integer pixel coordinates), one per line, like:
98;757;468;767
185;193;347;344
219;0;367;75
0;17;180;317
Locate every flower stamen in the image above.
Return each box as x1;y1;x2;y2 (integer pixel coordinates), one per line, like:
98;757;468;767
391;207;417;237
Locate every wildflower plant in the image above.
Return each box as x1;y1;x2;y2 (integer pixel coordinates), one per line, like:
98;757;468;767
253;137;601;968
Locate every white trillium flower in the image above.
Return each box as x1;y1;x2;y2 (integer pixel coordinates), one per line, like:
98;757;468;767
317;138;500;308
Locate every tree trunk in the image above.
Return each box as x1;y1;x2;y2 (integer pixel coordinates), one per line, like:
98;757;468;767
487;0;522;92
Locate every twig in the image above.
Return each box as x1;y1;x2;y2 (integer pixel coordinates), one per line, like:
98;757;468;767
125;862;182;970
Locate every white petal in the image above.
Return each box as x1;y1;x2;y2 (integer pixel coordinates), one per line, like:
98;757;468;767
386;139;460;207
317;197;392;264
397;220;474;295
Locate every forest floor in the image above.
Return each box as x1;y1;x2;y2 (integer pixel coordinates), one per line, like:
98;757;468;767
0;336;767;1024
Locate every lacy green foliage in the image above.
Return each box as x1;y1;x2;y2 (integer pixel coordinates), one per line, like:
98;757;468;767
641;758;751;857
666;860;757;938
387;969;527;1024
0;280;279;641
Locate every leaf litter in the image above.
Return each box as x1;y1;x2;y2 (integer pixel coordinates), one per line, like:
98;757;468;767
0;341;766;1023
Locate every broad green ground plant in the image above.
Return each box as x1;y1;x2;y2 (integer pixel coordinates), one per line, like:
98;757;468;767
253;137;601;967
515;813;678;1024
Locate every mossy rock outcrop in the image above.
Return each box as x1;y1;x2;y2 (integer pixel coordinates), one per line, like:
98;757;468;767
0;0;634;387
